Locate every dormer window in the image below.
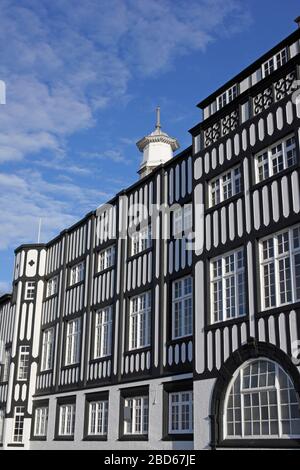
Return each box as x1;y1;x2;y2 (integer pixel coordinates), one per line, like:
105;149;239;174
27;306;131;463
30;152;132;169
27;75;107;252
70;262;85;286
217;84;238;111
262;47;288;78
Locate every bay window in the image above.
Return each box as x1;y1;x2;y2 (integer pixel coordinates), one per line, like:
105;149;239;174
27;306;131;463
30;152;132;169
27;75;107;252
98;246;115;272
58;403;76;437
169;391;193;434
65;319;81;365
34;406;48;437
131;225;152;256
173;204;192;237
260;225;300;310
94;307;112;358
88;400;108;436
211;248;246;323
47;276;58;297
123;396;149;436
255;134;297;183
41;328;54;371
70;262;84;286
172;276;193;339
129;292;151;350
209;166;242;207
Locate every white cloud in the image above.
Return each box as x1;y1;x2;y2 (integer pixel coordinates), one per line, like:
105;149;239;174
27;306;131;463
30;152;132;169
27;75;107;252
0;170;112;250
0;0;251;261
0;0;250;163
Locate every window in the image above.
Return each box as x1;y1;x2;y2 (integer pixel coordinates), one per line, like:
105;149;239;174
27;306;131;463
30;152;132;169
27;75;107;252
172;276;193;339
129;292;151;350
65;319;81;365
70;262;84;286
173;205;193;237
2;348;11;382
255;135;297;183
88;400;108;436
18;346;30;381
209;166;242;207
132;225;152;256
34;407;48;437
169;391;193;434
225;359;300;439
46;276;58;297
13;406;25;443
94;307;112;358
0;408;4;444
217;84;238;110
211;248;246;324
260;225;300;310
25;281;35;300
262;47;288;77
41;328;54;371
58;404;76;436
98;246;115;272
124;396;149;435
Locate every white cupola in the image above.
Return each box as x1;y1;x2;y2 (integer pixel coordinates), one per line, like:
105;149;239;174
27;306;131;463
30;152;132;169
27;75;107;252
136;107;180;178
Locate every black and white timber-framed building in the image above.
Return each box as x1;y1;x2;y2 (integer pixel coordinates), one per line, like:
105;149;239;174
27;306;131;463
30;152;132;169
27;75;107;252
1;20;300;450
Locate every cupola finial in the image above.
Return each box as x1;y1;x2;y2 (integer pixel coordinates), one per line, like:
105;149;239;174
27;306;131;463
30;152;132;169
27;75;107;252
136;106;180;179
156;106;161;130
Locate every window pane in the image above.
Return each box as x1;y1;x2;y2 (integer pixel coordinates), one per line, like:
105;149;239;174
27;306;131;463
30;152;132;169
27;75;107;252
225;359;300;439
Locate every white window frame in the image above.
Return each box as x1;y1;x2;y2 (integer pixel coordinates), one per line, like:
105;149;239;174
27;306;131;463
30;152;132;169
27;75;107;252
255;134;297;183
172;276;193;339
209;166;242;207
58;403;76;436
210;248;246;324
46;276;58;297
94;307;113;359
34;407;48;437
259;224;300;310
217;84;238;110
2;348;11;382
65;319;81;366
25;281;36;300
224;358;300;439
88;400;108;436
41;328;54;371
168;391;193;434
173;205;193;237
13;406;25;443
129;292;151;350
98;245;115;272
18;345;30;381
131;225;152;256
70;262;85;286
262;47;288;78
124;396;149;435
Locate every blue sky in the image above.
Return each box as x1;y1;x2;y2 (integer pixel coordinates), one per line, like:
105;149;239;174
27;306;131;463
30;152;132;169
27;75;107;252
0;0;299;294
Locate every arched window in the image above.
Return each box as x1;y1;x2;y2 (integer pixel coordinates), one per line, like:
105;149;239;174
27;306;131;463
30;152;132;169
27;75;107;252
224;358;300;439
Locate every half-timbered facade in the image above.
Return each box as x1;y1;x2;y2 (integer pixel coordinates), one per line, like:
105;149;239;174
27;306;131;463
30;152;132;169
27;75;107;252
1;22;300;450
